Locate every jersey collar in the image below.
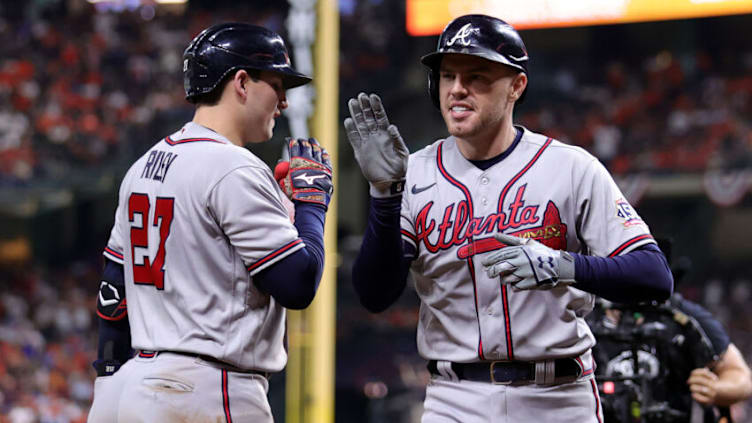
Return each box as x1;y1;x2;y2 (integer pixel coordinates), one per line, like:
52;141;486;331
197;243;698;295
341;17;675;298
166;122;233;145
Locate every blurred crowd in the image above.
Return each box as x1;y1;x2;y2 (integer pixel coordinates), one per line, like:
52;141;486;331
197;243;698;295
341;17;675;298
0;3;751;188
0;259;99;423
0;3;286;187
518;50;752;174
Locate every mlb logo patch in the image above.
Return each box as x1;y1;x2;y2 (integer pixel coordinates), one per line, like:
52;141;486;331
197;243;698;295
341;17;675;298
615;198;644;227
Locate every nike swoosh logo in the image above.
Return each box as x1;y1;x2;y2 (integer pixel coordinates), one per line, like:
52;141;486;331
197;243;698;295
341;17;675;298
411;183;436;194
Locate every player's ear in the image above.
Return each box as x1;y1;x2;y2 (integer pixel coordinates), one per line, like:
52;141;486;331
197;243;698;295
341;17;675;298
510;72;527;101
232;70;249;100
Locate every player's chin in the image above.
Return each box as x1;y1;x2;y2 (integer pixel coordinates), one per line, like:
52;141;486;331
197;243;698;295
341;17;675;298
446;122;476;138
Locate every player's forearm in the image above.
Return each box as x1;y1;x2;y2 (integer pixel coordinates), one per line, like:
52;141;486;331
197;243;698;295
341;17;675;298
573;243;673;303
352;196;409;312
95;318;133;375
255;202;326;309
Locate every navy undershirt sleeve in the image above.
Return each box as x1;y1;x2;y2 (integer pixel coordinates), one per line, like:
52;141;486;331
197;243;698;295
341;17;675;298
351;196;411;312
573;243;673;303
255;202;326;309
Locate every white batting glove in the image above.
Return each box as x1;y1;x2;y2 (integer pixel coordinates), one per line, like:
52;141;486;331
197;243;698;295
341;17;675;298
481;233;576;290
344;92;409;198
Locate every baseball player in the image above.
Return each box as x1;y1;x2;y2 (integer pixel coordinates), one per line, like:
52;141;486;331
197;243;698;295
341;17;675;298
345;14;673;422
88;23;333;422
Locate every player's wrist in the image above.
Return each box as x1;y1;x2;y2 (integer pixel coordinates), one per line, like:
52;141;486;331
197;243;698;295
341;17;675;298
369;180;406;198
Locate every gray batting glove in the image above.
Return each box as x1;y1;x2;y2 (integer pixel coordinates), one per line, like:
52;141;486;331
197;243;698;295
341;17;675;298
344;92;409;198
481;233;576;290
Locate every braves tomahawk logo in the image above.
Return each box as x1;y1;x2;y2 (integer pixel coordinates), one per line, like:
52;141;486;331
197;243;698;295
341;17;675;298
446;23;480;47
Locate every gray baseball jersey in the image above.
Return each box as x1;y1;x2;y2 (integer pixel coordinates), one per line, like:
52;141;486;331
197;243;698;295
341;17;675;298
103;121;302;372
400;126;655;363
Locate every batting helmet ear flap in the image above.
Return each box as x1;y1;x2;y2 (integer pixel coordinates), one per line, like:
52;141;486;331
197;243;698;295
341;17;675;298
428;67;440;109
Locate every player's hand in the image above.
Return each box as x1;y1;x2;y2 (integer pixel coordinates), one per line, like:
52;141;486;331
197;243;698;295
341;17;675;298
344;92;409;198
481;233;576;290
687;367;719;405
276;137;333;208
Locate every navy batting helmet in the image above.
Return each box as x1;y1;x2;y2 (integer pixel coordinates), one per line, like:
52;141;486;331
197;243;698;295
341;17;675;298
183;23;311;102
421;14;529;108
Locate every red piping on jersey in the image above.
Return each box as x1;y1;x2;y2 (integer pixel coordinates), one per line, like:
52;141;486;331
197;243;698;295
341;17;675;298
495;137;553;360
496;138;552;212
222;369;233;423
103;247;123;260
589;377;603;423
436;141;486;360
246;239;304;272
138;351;156;358
576;356;594;377
165;136;226;145
500;286;513;359
608;234;654;257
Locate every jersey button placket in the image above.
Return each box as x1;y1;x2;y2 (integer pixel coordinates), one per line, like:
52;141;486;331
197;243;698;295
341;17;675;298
479;174;490;209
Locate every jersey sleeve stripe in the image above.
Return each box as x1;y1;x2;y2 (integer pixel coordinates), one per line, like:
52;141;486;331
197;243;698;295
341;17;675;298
400;229;417;243
607;234;655;257
103;247;124;263
401;230;418;252
246;239;305;275
165;136;226;146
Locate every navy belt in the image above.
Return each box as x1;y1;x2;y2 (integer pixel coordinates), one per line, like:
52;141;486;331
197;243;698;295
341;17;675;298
427;358;582;384
139;350;269;378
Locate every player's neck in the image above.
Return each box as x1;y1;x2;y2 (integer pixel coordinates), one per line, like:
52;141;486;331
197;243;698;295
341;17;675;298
455;121;517;160
192;106;244;147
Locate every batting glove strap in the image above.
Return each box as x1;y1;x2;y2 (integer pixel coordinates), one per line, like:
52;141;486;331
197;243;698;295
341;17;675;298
558;251;576;283
369;179;406;198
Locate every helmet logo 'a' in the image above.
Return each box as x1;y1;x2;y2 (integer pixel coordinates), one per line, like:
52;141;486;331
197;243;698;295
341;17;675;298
446;23;480;47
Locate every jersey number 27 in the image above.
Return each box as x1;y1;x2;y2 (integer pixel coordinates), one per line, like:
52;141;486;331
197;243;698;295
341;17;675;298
128;193;174;290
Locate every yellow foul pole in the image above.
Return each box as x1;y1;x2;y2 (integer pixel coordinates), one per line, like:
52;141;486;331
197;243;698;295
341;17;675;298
307;0;339;421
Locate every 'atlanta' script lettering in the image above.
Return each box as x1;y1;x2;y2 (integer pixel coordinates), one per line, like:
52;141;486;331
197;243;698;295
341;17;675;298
415;185;539;253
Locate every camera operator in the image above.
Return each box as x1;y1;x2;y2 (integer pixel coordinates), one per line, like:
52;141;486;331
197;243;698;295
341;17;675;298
682;296;752;419
589;240;752;423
